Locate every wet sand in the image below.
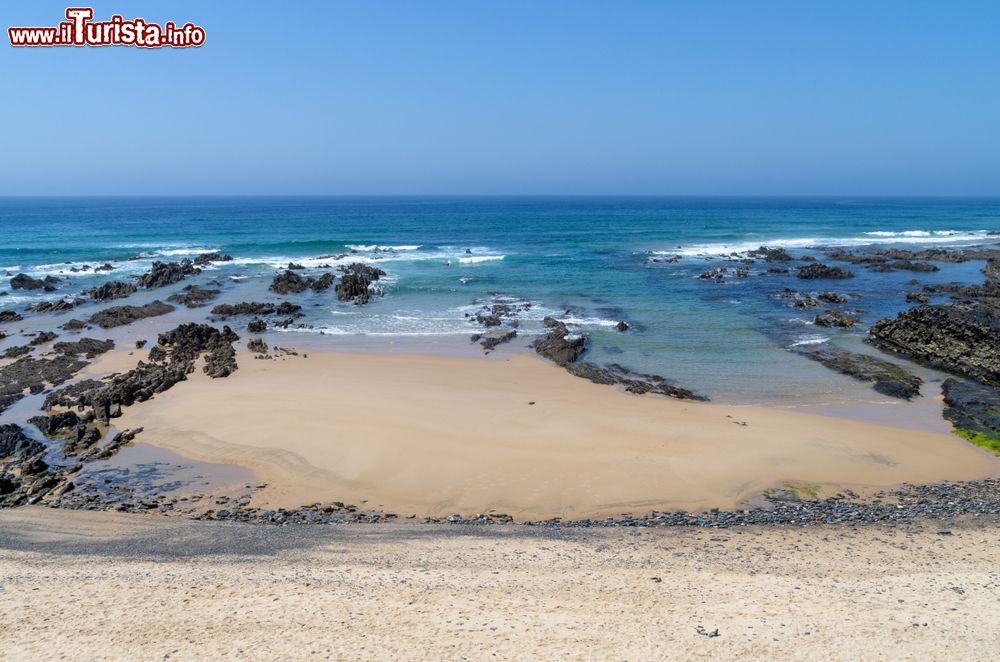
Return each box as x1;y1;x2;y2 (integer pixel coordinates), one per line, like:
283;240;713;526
1;507;998;661
108;349;1000;519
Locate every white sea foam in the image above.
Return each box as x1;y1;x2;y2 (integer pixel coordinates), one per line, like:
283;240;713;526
652;230;995;258
346;244;422;252
458;255;505;264
790;335;830;347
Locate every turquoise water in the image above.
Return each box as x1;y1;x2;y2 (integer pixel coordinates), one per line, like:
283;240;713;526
1;196;998;404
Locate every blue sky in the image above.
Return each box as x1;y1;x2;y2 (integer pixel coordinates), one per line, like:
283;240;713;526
1;1;998;195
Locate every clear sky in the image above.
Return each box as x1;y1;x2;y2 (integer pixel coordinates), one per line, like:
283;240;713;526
2;1;998;195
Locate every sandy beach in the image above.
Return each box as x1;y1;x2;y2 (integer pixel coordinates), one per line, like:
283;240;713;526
1;507;998;661
107;348;999;519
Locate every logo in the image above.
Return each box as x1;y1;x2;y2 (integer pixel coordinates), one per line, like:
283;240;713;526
8;7;205;48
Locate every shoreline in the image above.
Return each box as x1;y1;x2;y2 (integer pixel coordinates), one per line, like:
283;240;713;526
104;346;998;520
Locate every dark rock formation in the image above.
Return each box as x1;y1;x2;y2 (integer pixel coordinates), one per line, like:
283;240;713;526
2;345;31;359
813;310;857;329
533;318;588;366
137;260;200;288
247;338;268;354
0;424;44;460
270;270;310;294
567;362;707;401
0;354;88;414
748;246;793;262
798;264;854;280
53;338;114;358
29;331;58;346
88;280;137;301
28;299;77;313
60;319;86;331
816;292;848;304
615;320;630;332
869;305;1000;387
796;347;923;400
942;379;1000;440
89;300;174;329
0;310;24;324
193;252;233;266
166;285;220;308
906;292;930;304
11;273;60;291
44;323;240;423
212;302;275;316
247;319;266;333
480;329;517;351
336;264;386;304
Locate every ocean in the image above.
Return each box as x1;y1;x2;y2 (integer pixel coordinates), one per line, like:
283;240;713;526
1;196;998;405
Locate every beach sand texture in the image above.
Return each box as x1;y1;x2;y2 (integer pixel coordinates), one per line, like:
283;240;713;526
1;508;998;661
109;350;999;518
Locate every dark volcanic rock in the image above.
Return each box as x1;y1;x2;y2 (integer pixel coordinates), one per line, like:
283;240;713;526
247;338;268;354
567;362;707;401
44;323;240;423
247;319;266;333
480;329;517;351
2;345;32;359
533;318;587;366
813;310;857;329
29;331;58;346
0;424;44;460
942;379;1000;439
53;337;115;358
137;260;200;288
797;347;923;399
157;323;240;378
167;285;220;308
212;302;276;316
11;273;60;291
270;270;310;295
906;291;930;304
311;272;335;293
0;310;24;324
869;304;1000;387
28;299;77;313
89;300;174;329
748;246;793;262
61;319;86;331
984;258;1000;282
88;280;137;302
276;302;302;315
336;264;386;304
817;292;848;304
615;320;630;332
798;263;854;280
193;252;233;266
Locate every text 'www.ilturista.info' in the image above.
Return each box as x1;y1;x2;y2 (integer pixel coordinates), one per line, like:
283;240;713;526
8;7;205;48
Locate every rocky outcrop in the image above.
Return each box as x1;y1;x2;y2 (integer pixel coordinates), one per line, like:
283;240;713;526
0;424;44;460
336;264;386;304
28;299;78;313
193;252;233;266
567;362;707;401
796;347;923;400
88;300;174;329
45;323;240;423
52;338;114;358
247;338;268;354
813;310;857;328
869;304;1000;387
137;260;200;288
10;273;60;291
816;292;848;304
247;319;266;333
166;285;220;308
29;331;58;346
0;354;88;414
798;264;854;280
480;329;517;351
88;280;137;301
213;302;274;316
270;270;311;294
533;318;587;366
0;310;24;324
61;319;86;331
748;246;793;262
942;379;1000;440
